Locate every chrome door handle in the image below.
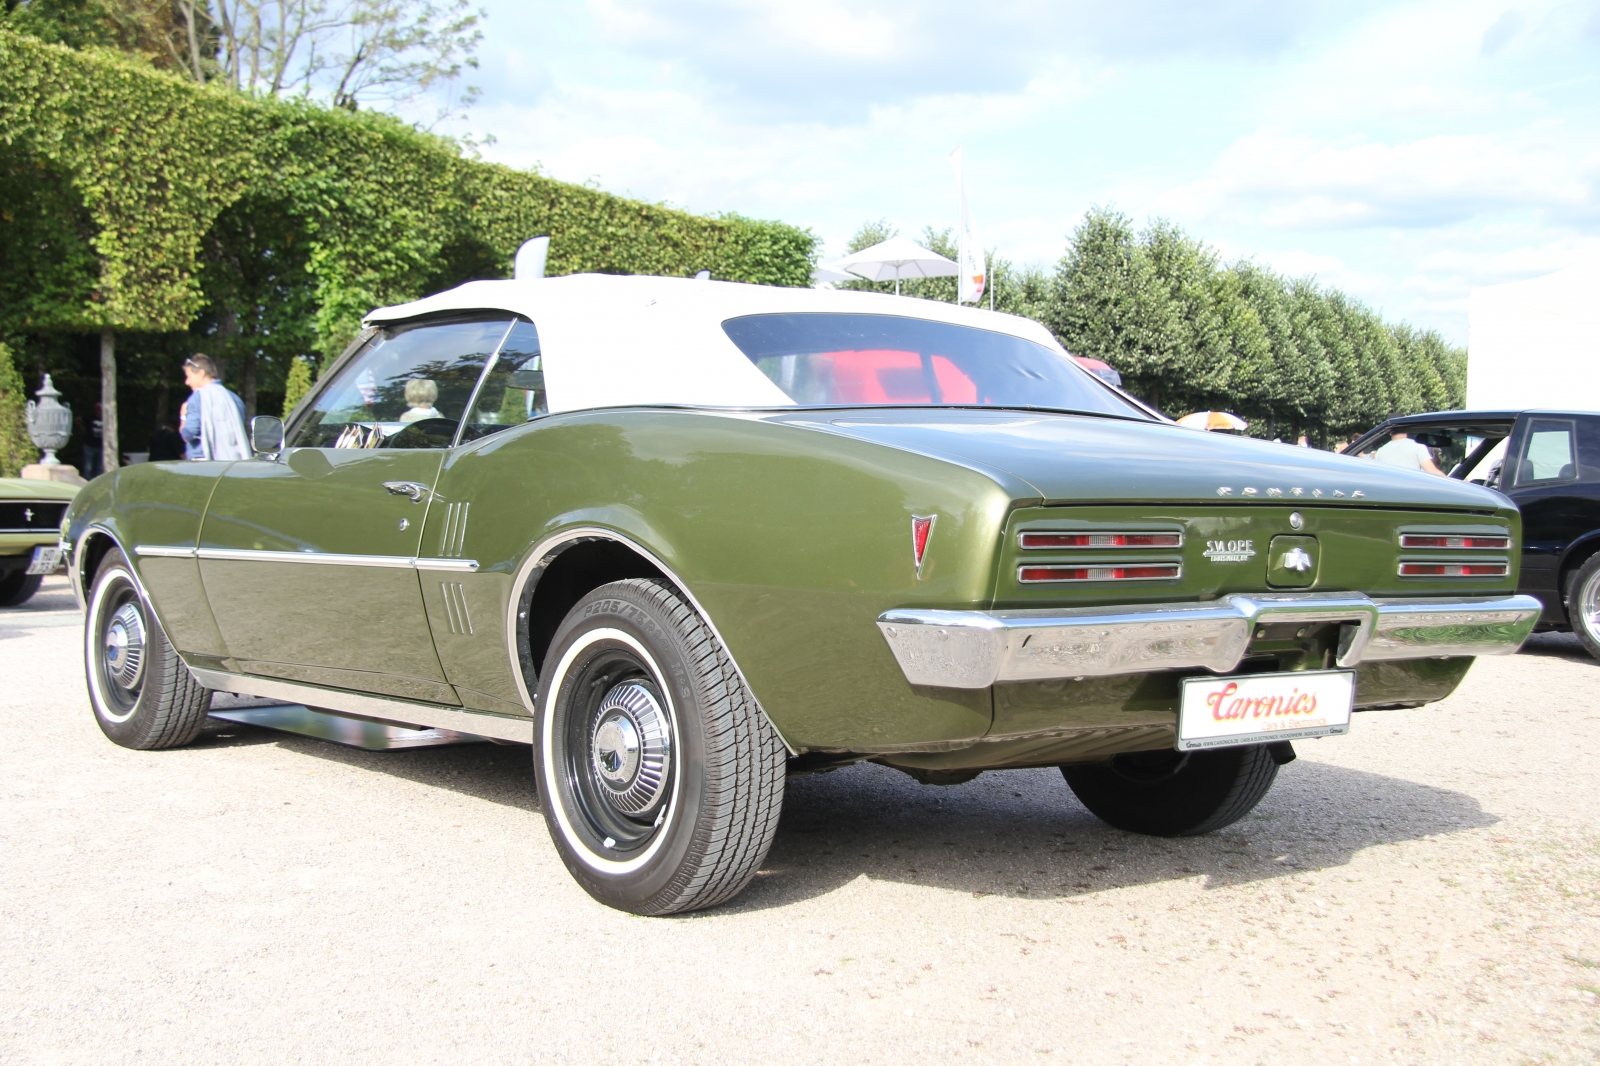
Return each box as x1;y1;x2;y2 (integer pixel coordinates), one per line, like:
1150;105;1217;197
382;481;430;503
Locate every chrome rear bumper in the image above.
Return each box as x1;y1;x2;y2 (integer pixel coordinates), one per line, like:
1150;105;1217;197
876;592;1542;690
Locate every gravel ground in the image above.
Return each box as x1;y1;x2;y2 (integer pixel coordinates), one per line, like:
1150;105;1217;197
2;574;1597;1065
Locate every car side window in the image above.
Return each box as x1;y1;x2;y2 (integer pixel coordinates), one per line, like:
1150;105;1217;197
1513;419;1578;485
1459;437;1508;487
287;317;514;449
459;320;546;444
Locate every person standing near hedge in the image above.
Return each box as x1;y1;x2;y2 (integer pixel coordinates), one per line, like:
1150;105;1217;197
178;355;250;461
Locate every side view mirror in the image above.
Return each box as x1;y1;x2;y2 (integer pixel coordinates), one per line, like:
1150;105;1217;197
251;415;285;459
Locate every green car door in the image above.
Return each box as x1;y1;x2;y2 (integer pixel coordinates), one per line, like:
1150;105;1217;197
198;316;516;703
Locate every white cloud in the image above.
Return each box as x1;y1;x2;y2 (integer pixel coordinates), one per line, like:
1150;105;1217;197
1155;129;1598;230
458;0;1600;345
576;0;1356;118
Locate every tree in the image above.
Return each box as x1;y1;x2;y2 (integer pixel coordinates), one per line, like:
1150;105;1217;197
280;353;312;415
1043;207;1464;438
196;0;485;119
1;0;192;66
1047;208;1196;410
844;218;895;256
1227;261;1291;434
5;0;484;121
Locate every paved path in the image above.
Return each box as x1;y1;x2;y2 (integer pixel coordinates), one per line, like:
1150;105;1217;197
2;576;1597;1064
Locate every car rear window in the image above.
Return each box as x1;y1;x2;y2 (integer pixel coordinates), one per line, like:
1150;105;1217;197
1516;419;1579;484
722;313;1145;418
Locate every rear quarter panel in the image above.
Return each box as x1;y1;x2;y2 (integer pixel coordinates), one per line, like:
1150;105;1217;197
434;409;1019;751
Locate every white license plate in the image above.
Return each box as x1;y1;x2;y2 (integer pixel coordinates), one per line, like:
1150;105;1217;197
1177;669;1355;751
26;546;62;575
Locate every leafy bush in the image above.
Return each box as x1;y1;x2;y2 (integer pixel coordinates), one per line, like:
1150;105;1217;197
0;28;817;436
0;341;34;476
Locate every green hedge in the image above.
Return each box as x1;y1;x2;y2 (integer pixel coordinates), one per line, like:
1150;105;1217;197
0;341;32;477
0;28;816;364
1045;209;1467;443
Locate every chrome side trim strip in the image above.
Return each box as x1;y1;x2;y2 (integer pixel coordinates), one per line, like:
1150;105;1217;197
876;592;1542;689
414;557;480;572
186;667;533;744
133;544;198;558
191;547;479;572
196;548;416;567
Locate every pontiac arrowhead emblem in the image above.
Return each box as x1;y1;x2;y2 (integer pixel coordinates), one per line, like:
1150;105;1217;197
1281;547;1315;572
911;515;936;579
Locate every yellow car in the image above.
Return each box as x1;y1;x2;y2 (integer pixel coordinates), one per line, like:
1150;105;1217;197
1;476;79;606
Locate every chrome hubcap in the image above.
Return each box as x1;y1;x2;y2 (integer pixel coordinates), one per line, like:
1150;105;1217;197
589;682;671;815
1581;569;1600;639
103;603;146;691
555;638;679;859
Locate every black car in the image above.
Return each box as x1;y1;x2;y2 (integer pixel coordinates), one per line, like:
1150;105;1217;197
1348;409;1600;660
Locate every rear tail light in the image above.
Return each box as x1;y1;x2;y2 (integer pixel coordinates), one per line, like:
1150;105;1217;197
1399;534;1511;550
1018;563;1182;583
1397;562;1510;578
1019;531;1182;550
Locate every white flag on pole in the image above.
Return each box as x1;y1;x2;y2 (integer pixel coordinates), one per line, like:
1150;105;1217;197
949;146;986;305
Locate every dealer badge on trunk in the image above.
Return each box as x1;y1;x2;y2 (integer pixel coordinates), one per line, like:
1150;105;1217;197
1203;539;1255;563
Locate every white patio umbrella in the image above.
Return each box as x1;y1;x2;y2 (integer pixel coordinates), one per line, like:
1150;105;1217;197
830;235;959;294
812;261;860;285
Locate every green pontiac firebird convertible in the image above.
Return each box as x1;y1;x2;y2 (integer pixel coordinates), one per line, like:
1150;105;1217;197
63;274;1541;914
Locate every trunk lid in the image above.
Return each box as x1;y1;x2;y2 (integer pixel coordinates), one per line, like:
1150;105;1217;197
781;408;1507;511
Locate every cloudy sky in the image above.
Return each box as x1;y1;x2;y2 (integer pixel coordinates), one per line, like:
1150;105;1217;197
436;0;1600;343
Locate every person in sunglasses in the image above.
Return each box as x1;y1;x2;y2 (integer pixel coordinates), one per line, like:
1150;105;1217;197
178;354;250;461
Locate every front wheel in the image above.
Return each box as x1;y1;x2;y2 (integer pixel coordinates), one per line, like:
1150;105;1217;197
1567;554;1600;662
1060;743;1284;836
84;548;211;749
534;578;786;915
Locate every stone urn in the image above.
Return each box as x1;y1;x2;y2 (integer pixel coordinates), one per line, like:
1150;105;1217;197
25;374;72;466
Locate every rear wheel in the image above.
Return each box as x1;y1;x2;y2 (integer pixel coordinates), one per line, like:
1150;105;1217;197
534;578;786;915
0;568;42;607
1061;743;1283;836
1567;554;1600;662
84;548;211;749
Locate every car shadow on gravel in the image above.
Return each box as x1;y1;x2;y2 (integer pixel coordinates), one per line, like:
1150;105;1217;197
1518;631;1596;666
191;715;539;811
178;713;1493;914
720;758;1497;914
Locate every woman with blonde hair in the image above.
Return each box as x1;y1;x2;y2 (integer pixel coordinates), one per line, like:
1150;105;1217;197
399;378;442;423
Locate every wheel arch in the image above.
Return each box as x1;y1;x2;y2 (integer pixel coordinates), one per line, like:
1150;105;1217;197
506;527;798;754
1560;529;1600;607
73;524;132;606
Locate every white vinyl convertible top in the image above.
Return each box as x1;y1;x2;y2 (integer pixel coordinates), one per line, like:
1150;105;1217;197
364;273;1072;414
